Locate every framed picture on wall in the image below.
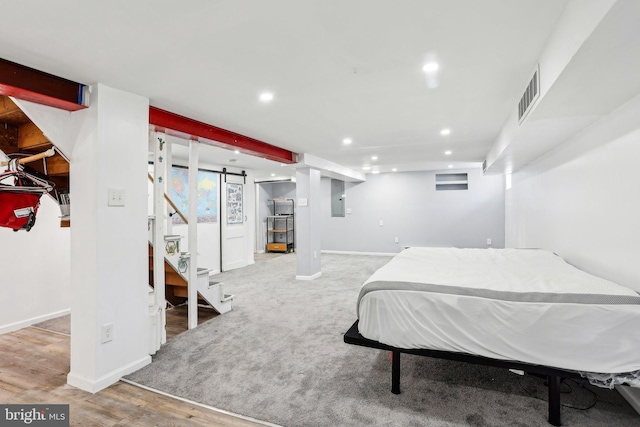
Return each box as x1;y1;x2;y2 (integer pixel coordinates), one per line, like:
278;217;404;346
226;183;243;224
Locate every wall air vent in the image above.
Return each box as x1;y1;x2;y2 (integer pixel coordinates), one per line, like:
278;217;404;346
518;65;540;124
435;173;468;191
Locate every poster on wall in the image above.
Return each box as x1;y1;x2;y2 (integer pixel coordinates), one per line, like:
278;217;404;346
226;183;243;224
169;168;218;224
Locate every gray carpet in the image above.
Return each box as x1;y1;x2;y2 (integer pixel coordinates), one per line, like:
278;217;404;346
126;254;639;426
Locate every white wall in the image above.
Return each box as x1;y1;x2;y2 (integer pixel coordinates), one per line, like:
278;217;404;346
67;83;151;392
321;168;505;253
506;92;640;292
0;192;71;333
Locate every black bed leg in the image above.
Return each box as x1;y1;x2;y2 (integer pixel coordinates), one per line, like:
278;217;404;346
548;375;561;426
391;350;401;394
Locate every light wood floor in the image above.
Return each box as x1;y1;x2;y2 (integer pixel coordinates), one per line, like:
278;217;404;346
0;306;268;427
165;304;219;340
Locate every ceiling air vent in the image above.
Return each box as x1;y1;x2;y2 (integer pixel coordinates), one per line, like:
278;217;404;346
518;65;540;124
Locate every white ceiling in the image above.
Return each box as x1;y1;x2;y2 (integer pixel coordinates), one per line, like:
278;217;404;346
0;0;570;177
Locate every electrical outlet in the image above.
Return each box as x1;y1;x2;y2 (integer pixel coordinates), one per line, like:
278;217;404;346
379;220;383;227
487;238;492;246
101;323;114;343
395;237;399;243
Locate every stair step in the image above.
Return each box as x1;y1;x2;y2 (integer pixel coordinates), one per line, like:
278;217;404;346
149;239;233;315
198;267;212;276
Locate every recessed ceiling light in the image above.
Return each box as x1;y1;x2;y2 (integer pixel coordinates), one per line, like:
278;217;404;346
259;92;274;102
444;150;452;155
440;128;451;136
422;61;439;73
343;138;352;145
234;150;240;154
371;156;378;161
392;168;397;172
271;173;276;177
448;165;453;168
362;166;371;171
372;170;380;174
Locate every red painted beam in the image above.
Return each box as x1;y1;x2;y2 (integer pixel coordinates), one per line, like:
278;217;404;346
149;106;297;164
0;58;87;111
0;58;296;163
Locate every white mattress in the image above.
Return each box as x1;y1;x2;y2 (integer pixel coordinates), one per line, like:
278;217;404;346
357;247;640;375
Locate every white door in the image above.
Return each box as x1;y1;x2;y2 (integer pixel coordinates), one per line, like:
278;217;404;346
221;176;248;271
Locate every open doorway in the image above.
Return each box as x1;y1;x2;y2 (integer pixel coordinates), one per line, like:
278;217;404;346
256;180;296;257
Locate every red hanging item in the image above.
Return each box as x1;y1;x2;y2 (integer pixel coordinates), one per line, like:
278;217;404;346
0;159;53;232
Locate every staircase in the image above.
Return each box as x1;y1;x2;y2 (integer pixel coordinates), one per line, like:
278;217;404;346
148;231;233;315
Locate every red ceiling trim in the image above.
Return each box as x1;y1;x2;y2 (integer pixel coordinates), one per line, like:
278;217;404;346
149;106;297;164
0;58;87;111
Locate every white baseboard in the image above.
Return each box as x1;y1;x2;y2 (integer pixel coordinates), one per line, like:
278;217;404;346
67;354;151;393
321;250;397;257
0;308;71;335
617;386;640;415
296;271;322;281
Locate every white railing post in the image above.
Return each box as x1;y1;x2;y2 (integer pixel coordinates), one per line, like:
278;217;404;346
187;140;199;329
153;131;167;344
147;215;160;354
163;136;173;236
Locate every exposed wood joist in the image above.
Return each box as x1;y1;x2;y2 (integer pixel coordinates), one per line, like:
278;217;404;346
0;123;18;150
18;121;50;150
45;154;70;176
0;58;87;111
0;97;24;152
149;106;297;165
0;95;29;123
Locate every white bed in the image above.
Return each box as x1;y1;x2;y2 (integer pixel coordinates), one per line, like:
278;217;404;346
357;247;640;383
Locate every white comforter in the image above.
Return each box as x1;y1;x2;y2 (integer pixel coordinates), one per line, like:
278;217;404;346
357;247;640;375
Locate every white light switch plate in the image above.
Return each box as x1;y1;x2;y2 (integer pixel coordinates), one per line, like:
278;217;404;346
298;198;308;207
108;188;125;207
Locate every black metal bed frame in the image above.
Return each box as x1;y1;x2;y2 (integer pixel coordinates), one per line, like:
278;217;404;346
344;320;582;426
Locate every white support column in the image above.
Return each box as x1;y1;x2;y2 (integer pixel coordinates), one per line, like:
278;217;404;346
295;167;322;280
67;84;151;393
187;140;199;329
152;131;167;345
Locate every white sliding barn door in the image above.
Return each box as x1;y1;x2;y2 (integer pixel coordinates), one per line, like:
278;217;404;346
221;176;248;271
